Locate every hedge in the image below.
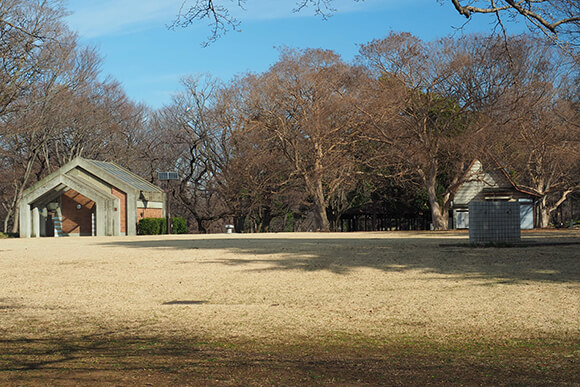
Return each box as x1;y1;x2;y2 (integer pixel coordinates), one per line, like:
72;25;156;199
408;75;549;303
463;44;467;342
172;217;188;234
138;217;188;235
138;218;166;235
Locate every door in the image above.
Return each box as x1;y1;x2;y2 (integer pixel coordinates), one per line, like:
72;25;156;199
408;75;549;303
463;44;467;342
456;210;469;229
519;200;534;229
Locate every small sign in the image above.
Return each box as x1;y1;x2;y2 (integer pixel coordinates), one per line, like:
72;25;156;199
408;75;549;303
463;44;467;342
158;171;179;181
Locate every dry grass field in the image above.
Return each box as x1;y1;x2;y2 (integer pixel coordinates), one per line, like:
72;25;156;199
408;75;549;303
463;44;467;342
0;230;578;385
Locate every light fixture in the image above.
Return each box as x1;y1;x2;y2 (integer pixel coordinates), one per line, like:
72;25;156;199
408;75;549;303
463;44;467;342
76;204;82;210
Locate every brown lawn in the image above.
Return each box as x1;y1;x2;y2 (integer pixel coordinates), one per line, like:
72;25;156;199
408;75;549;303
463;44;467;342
0;230;578;385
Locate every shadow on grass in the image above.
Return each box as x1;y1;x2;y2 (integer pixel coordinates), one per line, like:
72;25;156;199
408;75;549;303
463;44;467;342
99;235;580;284
0;334;577;386
162;300;208;305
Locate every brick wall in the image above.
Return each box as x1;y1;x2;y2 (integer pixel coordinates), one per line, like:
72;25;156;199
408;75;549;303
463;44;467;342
111;187;127;234
61;190;95;236
138;208;163;220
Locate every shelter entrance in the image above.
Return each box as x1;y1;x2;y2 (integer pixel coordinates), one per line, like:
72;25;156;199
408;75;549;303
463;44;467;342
20;170;121;238
29;187;98;237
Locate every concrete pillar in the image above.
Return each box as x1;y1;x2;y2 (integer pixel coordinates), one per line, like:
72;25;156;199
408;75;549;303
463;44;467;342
19;201;31;238
106;199;114;236
101;198;120;236
54;206;63;237
39;207;47;237
113;197;121;236
126;192;137;236
32;207;40;238
94;199;106;236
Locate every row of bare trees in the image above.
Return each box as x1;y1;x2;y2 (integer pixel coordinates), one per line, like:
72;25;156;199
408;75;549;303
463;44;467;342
152;33;578;232
1;1;577;233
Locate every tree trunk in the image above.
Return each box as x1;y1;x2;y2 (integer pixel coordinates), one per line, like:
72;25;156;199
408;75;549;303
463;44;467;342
3;214;10;234
10;187;26;234
10;205;20;234
260;207;272;232
313;205;330;232
3;201;15;233
234;215;245;233
8;145;45;234
429;200;448;230
196;217;207;234
312;183;330;232
538;204;551;228
536;190;573;228
304;173;330;232
421;167;449;231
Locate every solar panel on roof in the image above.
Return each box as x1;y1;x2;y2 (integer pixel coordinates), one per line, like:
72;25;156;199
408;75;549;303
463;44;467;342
158;172;179;181
87;159;161;192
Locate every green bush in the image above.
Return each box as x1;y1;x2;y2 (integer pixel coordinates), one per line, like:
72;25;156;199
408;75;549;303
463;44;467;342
138;217;187;235
284;212;294;232
172;217;188;234
138;218;166;235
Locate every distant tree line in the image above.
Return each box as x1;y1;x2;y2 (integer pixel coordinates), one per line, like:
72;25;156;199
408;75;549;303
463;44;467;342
1;0;578;233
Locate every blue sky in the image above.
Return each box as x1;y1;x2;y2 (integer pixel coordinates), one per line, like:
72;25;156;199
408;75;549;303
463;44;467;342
65;0;520;109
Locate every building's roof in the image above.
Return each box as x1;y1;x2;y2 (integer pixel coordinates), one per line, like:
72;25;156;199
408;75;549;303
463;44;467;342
494;164;541;197
454;159;540;206
86;159;163;193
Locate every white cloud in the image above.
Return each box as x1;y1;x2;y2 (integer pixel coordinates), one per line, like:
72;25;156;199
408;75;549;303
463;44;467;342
66;0;402;38
232;0;402;21
66;0;182;38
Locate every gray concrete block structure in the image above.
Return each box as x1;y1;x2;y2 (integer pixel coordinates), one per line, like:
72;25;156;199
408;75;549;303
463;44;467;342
469;201;521;243
19;157;165;238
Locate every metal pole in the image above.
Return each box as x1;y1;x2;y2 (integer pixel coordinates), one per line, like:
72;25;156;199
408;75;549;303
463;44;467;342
166;182;171;235
158;171;178;235
571;195;574;229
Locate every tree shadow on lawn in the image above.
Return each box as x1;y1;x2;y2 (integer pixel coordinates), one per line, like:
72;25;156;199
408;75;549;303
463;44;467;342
100;236;580;284
0;334;577;386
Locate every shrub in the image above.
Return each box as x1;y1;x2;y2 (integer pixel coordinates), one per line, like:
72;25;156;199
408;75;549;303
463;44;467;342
284;212;294;232
172;217;188;234
138;218;166;235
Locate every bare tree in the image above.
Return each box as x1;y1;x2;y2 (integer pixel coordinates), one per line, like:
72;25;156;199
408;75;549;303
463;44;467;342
483;39;580;227
444;33;579;228
358;32;526;230
447;1;580;49
221;121;300;232
0;0;68;119
246;48;365;231
172;0;350;45
0;1;77;232
154;75;232;233
0;0;148;233
516;99;579;227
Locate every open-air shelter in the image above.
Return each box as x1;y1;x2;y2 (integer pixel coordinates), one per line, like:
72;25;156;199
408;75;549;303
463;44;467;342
19;157;165;237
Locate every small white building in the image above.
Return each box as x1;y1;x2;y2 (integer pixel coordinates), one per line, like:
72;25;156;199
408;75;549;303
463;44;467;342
452;160;540;230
